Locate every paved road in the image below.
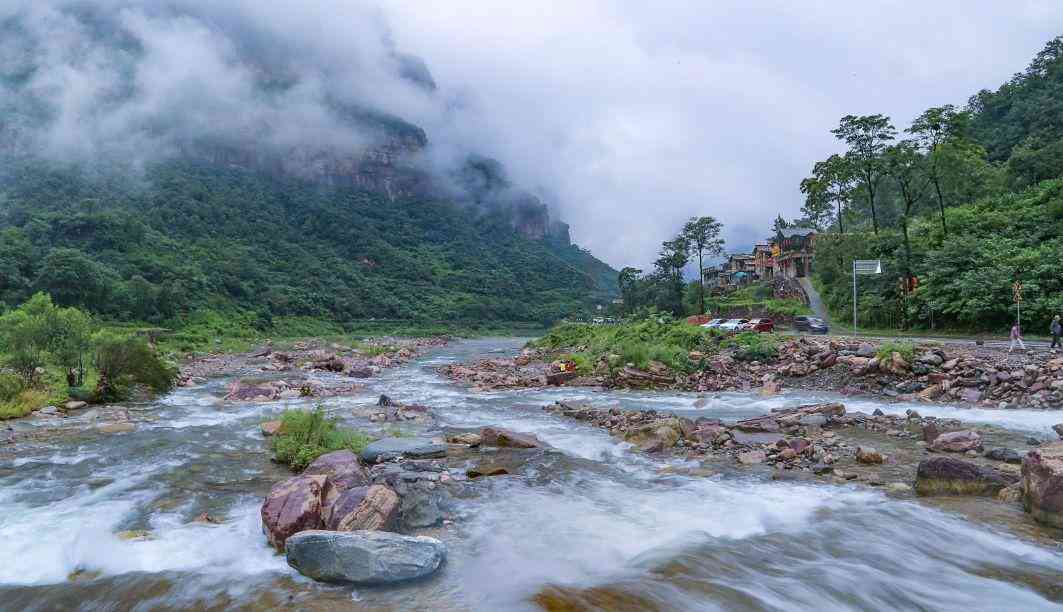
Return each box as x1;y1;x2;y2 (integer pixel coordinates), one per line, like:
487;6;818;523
798;277;830;324
782;328;1060;355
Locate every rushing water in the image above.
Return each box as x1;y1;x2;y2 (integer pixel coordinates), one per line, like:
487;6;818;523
1;338;1062;611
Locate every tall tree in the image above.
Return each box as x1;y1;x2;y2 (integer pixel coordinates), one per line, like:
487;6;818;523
799;154;854;232
682;216;725;314
907;105;968;237
617;266;642;313
654;237;690;316
884;140;932;288
832;114;896;234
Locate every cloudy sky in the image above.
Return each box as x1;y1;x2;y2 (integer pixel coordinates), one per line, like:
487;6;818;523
5;1;1062;271
382;1;1063;269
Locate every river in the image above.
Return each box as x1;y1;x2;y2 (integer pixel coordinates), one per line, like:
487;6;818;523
1;338;1062;611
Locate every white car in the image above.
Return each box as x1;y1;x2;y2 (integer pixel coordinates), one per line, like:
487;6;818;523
718;318;750;332
700;318;725;329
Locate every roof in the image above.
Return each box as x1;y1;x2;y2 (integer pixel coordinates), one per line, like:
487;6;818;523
778;228;816;238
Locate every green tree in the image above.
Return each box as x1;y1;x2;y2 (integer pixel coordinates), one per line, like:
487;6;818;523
682;216;725;314
800;154;854;232
884;140;932;293
908;105;970;236
654;237;690;316
36;249;116;311
832;114;897;234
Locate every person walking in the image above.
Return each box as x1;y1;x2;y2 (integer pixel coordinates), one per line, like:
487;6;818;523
1052;315;1062;349
1010;322;1026;353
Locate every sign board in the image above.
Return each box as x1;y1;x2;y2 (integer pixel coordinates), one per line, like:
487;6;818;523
853;260;881;275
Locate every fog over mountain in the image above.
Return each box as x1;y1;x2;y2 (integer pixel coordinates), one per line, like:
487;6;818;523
4;1;1063;268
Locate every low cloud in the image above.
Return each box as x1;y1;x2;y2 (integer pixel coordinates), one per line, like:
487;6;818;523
3;1;1062;270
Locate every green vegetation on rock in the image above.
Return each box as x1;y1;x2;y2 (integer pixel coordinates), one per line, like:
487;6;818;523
270;407;373;471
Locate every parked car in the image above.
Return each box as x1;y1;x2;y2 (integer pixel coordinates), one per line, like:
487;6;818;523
792;315;811;331
718;318;749;333
742;318;775;333
700;318;726;329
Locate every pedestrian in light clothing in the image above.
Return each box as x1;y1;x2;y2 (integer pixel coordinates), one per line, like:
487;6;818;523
1009;323;1026;352
1052;315;1062;349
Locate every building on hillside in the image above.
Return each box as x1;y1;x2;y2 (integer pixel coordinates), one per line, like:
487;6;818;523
773;228;816;279
753;244;774;280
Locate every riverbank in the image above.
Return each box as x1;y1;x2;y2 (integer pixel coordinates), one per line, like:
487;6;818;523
442;326;1063;410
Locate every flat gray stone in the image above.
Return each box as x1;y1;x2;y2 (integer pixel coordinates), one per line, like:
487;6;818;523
285;530;446;585
360;438;447;464
730;431;784;447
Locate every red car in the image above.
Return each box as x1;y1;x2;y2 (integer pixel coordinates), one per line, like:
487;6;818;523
741;318;775;333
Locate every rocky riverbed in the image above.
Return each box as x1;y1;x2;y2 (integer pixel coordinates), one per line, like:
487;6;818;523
1;337;1063;610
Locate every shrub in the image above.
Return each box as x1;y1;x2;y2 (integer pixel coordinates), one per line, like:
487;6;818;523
724;332;779;362
270;407;373;471
0;389;48;420
0;372;25;403
876;341;915;363
93;332;178;402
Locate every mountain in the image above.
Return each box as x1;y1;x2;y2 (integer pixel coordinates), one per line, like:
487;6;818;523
0;4;617;326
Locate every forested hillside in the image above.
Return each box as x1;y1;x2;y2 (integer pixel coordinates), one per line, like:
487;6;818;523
799;36;1063;332
0;157;616;327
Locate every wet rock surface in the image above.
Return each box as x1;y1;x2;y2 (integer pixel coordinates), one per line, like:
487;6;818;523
284;530;446;585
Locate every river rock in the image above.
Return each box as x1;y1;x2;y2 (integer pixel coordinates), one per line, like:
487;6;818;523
931;430;983;453
285;530;446;585
480;427;541;449
737;450;766;465
730;431;784;447
984;448;1023;464
624;421;682;452
225;379;279;401
261;474;329;551
916;456;1016;496
734;416;779;433
97;422;136;434
466;464;510;478
446;432;483;446
361;438;447;464
304;450;369;491
1053;423;1063;439
856;447;884;464
260;420;283;436
64;400;88;411
326;485;399;532
1022;441;1063;528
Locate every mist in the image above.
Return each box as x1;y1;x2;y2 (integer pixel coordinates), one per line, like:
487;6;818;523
3;1;1063;270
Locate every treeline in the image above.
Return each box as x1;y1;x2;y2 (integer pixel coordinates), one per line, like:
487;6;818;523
0;158;617;328
616;216;724;316
794;36;1063;331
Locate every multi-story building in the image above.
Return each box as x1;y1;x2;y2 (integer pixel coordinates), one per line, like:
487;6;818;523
773;228;816;279
753;244;774;280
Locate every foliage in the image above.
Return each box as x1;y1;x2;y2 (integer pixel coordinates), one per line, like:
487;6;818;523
0;158;617;328
532;318;719;373
270;407;373;471
0;293;92;381
93;331;178;402
682;216;724;314
722;332;779;362
876;341;915;363
0;388;48;420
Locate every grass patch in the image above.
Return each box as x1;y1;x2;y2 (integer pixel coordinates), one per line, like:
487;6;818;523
0;389;48;419
721;332;779;362
270;406;373;471
532;318;720;373
876;340;915;363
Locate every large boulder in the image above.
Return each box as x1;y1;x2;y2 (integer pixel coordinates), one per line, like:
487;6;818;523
916;457;1016;496
1022;442;1063;528
261;475;329;551
304;450;369;491
360;438;447;464
479;427;541;449
285;530;446;585
930;430;983;453
326;485;400;531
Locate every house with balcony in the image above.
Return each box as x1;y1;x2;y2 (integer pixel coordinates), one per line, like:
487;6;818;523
773;227;816;279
